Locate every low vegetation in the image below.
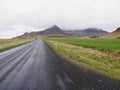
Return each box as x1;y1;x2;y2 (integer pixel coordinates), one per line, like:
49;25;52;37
45;38;120;52
45;38;120;80
117;37;120;39
0;38;35;51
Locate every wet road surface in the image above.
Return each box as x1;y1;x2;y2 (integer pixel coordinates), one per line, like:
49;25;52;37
0;40;120;90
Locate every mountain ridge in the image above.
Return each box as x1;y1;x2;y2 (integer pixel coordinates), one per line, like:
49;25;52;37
16;25;109;38
65;28;108;37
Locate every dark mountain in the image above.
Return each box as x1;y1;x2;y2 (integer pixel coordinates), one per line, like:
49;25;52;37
39;25;69;36
101;27;120;39
40;25;62;34
16;25;108;38
65;28;108;37
15;32;38;38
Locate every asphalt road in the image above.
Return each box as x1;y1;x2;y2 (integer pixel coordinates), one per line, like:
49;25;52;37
0;40;120;90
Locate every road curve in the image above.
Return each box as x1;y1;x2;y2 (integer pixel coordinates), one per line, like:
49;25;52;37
0;40;119;90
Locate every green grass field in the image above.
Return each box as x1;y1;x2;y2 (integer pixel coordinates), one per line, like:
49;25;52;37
45;38;120;80
46;38;120;52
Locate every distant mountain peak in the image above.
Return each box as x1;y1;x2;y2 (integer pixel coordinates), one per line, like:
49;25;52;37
38;25;68;36
47;25;61;30
52;25;59;28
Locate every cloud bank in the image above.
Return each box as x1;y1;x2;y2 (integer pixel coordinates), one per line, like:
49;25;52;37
0;0;120;38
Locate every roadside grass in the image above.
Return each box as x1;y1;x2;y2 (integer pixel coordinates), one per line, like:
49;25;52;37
46;38;120;52
45;38;120;80
0;38;35;51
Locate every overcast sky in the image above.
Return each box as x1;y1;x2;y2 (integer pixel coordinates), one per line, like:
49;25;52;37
0;0;120;38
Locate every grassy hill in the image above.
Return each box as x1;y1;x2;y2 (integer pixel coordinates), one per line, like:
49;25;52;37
101;28;120;39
